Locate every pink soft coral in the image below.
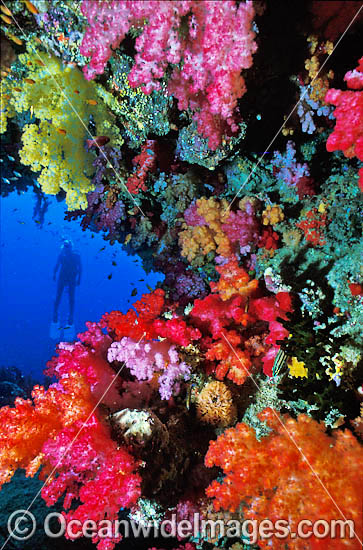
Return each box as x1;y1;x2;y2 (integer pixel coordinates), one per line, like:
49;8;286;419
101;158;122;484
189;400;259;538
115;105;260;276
41;416;141;550
80;0;257;149
108;337;191;400
325;57;363;191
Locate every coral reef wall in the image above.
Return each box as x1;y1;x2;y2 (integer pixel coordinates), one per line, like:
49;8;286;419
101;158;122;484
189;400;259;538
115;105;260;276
1;1;362;550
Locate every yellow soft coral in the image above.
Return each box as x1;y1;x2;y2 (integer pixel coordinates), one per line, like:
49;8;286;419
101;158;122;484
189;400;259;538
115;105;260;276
179;197;232;263
305;36;334;103
2;47;123;210
262;204;284;226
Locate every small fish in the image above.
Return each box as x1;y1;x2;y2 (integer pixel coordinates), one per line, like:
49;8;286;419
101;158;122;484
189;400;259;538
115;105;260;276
34;37;42;44
14;171;21;177
124;234;132;245
8;155;15;161
34;59;45;66
57;128;67;135
12;208;18;212
131;288;137;297
18;221;25;225
24;1;39;14
74;90;80;94
1;5;13;16
13;87;22;92
99;246;106;252
0;14;12;24
9;177;18;181
1;73;10;79
272;349;288;378
86;136;110;149
34;220;41;224
24;78;36;84
138;279;144;282
91;234;94;238
86;99;98;105
2;178;10;184
8;34;22;45
112;261;117;266
107;274;112;280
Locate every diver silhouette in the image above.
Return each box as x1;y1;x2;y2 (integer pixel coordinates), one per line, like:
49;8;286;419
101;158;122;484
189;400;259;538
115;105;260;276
50;239;82;340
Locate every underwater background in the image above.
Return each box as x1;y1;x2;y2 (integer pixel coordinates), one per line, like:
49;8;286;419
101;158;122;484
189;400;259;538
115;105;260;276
0;173;162;382
0;1;363;550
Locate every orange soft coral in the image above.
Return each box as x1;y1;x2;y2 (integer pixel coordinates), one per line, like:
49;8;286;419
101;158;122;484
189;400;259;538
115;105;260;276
205;407;363;550
0;372;94;488
206;333;253;386
210;256;258;301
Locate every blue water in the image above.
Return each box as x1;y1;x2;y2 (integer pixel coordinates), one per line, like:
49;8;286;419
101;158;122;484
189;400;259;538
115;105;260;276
0;182;162;381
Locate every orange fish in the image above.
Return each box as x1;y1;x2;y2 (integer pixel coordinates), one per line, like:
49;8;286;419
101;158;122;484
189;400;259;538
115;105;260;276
8;34;23;45
34;37;42;44
86;99;98;105
1;5;13;16
24;78;36;84
74;90;80;94
13;87;22;92
34;59;45;66
86;136;110;148
57;33;69;43
57;128;67;135
24;1;39;15
1;14;12;24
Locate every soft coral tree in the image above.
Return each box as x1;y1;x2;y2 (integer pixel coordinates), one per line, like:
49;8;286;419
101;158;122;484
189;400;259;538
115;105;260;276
205;407;363;550
80;0;257;149
0;324;141;550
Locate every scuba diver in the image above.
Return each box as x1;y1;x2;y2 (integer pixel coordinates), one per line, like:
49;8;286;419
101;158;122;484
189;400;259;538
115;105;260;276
50;239;82;340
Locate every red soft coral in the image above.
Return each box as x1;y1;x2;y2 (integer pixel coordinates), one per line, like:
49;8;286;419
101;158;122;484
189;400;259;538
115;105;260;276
153;317;201;347
103;289;165;340
126;140;158;195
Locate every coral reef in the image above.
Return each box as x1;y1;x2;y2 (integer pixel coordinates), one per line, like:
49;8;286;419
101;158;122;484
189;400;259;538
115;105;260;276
1;2;362;550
